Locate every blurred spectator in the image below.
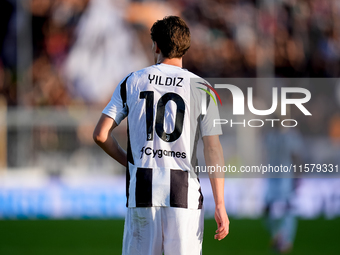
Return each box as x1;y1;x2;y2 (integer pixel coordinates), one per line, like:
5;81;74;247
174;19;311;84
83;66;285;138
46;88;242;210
23;54;71;106
63;0;149;105
329;112;340;144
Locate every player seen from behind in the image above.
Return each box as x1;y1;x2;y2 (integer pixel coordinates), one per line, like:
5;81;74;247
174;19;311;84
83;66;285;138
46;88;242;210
93;16;229;255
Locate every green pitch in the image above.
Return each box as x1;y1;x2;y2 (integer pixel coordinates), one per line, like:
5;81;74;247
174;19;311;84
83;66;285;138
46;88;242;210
0;218;339;255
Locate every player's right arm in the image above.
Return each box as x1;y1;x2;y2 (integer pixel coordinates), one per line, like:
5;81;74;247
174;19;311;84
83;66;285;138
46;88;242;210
94;74;132;166
93;114;127;167
203;135;229;241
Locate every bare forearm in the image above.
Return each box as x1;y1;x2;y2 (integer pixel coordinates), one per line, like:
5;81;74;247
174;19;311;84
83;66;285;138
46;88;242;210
93;114;127;167
96;135;127;167
203;135;229;240
204;141;225;206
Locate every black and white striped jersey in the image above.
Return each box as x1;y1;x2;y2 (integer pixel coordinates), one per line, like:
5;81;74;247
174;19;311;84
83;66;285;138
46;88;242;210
103;63;222;209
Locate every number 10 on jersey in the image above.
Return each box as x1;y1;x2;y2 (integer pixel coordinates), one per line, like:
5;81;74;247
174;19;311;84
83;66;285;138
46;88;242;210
139;91;185;143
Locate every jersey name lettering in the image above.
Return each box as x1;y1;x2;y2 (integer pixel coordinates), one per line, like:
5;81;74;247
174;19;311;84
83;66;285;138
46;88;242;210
148;74;183;87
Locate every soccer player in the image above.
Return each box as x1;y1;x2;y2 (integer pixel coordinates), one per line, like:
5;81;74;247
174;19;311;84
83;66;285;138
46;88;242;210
264;125;304;254
93;16;229;255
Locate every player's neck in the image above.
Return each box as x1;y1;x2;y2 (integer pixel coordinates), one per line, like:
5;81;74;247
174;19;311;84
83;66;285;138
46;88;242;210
158;57;183;68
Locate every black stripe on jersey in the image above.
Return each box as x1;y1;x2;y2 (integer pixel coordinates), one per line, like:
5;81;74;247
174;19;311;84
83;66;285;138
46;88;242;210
190;117;203;209
190;81;212;169
126;163;130;207
198;186;203;209
122;73;133;207
170;169;188;208
120;73;134;164
191;115;201;172
135;167;153;207
120;73;132;107
126;119;134;165
193;87;211;209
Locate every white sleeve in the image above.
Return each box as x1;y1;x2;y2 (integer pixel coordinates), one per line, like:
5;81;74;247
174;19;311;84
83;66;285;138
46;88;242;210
102;75;130;125
200;93;223;137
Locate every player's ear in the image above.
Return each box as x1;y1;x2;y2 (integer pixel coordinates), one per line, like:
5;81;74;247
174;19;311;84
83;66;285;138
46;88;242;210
153;41;161;54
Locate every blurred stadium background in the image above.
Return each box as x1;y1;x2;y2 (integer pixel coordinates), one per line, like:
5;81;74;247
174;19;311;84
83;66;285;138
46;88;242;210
0;0;340;254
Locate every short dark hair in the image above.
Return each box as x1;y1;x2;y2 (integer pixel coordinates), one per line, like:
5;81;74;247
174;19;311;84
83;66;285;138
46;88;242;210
150;16;191;59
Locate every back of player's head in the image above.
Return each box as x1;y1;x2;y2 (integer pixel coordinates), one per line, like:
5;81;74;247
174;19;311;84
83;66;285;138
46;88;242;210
151;16;191;59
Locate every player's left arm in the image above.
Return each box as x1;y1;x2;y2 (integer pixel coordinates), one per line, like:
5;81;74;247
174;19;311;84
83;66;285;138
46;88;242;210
93;114;127;167
203;135;229;241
